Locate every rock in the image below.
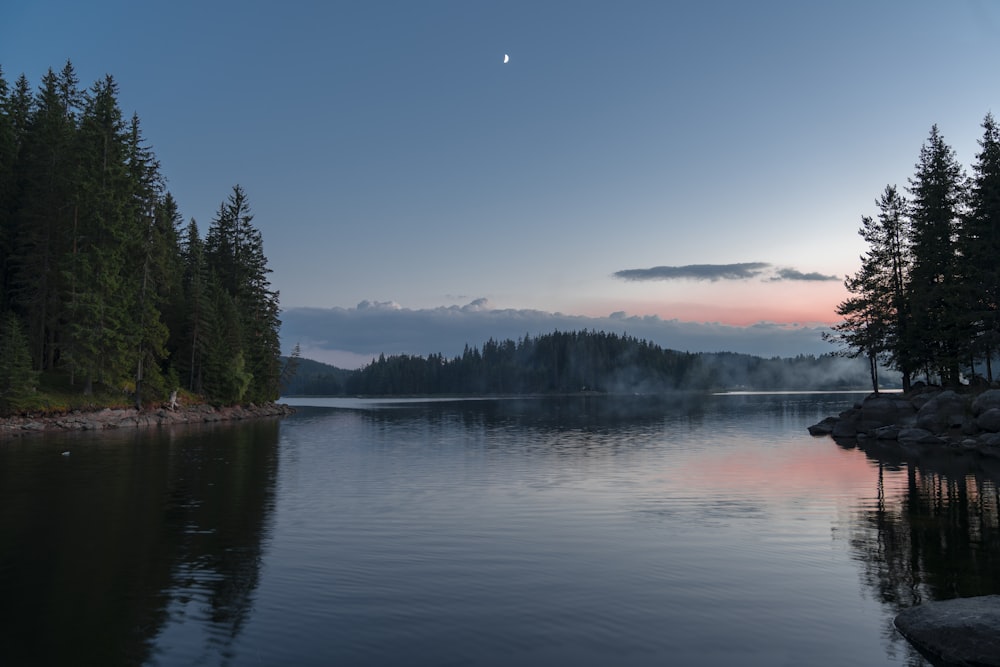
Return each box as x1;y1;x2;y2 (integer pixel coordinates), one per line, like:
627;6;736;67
860;395;916;426
807;416;838;436
972;389;1000;416
976;408;1000;433
874;425;901;440
894;595;1000;667
831;418;858;438
898;427;945;445
915;390;969;433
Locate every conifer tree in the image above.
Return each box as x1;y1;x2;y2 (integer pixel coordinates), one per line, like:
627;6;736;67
176;219;214;393
873;186;913;390
123;115;175;405
64;74;131;393
0;310;37;412
906;125;967;384
10;66;79;370
0;67;15;307
205;185;281;402
826;212;895;392
961;113;1000;380
0;74;33;305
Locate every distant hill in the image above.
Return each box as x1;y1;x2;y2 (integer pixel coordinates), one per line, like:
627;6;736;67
330;330;898;396
278;330;900;397
279;357;355;396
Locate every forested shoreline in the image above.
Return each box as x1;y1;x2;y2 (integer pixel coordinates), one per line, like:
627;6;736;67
829;115;1000;392
281;330;893;396
0;62;282;414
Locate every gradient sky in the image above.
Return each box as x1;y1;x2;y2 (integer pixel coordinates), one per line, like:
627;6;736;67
4;1;999;367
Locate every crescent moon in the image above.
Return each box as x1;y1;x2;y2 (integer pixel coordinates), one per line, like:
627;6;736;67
503;54;509;63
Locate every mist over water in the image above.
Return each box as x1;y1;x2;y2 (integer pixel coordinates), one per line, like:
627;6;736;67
2;394;997;665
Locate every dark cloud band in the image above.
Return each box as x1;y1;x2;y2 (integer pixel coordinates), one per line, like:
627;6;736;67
614;263;771;282
614;263;838;283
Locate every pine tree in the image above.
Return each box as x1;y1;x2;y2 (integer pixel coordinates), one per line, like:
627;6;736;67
176;219;214;393
874;186;913;390
0;310;38;412
961;113;1000;381
906;125;967;384
204;185;281;403
0;66;15;309
9;66;79;370
123;114;175;406
827;186;913;391
0;74;33;308
63;74;131;393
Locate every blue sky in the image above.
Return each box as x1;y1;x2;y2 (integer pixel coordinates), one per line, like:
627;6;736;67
3;1;999;367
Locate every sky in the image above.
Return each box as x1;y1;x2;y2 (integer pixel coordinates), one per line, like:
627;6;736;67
3;1;1000;367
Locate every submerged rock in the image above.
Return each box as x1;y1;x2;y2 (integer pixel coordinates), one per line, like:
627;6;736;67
894;595;1000;666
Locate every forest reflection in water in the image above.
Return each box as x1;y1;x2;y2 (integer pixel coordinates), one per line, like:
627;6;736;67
1;395;1000;665
843;435;1000;658
0;419;280;666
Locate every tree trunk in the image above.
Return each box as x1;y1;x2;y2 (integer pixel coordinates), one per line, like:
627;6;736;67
868;353;879;394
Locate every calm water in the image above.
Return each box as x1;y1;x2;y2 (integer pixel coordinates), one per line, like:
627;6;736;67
2;393;1000;666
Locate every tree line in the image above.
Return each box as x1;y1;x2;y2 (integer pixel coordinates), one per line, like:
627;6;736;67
0;62;281;411
829;115;1000;392
287;330;886;396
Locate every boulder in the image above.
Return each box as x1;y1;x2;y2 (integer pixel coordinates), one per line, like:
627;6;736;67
976;408;1000;433
860;395;916;427
807;416;838;436
897;428;945;445
915;390;969;433
831;418;859;439
894;595;1000;667
873;425;901;440
972;389;1000;416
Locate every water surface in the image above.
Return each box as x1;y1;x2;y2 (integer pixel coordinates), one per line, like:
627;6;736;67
2;393;998;665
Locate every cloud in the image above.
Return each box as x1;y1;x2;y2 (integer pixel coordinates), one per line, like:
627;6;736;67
614;263;770;282
613;262;839;283
280;299;835;369
770;268;839;282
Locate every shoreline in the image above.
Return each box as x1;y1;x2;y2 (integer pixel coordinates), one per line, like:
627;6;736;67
807;386;1000;458
0;402;296;438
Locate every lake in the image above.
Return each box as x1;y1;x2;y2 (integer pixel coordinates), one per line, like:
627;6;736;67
2;392;999;665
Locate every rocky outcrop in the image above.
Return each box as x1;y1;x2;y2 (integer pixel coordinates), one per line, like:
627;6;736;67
0;402;295;437
894;595;1000;666
808;387;1000;457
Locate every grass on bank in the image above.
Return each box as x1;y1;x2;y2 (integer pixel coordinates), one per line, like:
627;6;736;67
2;371;200;418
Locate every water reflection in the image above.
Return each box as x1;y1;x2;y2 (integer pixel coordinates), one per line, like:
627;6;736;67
8;395;1000;666
0;420;280;666
841;438;1000;664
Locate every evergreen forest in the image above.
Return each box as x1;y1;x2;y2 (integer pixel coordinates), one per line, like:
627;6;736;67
283;330;887;396
0;62;281;413
829;115;1000;392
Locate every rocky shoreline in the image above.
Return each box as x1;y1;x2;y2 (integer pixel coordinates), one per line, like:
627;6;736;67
808;386;1000;457
0;402;295;437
